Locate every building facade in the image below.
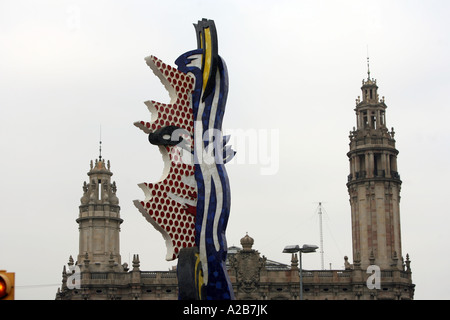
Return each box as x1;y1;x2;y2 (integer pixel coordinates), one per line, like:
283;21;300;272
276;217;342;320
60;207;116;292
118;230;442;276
56;70;415;300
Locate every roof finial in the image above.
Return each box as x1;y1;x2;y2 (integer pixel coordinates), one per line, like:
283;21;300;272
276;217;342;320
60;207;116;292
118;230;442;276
99;125;102;161
367;45;371;80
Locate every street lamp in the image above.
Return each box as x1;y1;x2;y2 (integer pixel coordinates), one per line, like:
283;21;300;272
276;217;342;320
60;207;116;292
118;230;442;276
283;244;318;300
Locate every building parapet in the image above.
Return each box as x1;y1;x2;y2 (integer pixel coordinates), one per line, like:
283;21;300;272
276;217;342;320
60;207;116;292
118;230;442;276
141;271;177;279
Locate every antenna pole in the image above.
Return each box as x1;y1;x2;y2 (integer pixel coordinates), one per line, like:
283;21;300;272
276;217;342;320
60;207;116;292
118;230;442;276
318;202;324;270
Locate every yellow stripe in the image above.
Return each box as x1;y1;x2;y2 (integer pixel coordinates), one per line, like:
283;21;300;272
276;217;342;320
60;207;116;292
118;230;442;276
194;252;204;299
202;27;212;92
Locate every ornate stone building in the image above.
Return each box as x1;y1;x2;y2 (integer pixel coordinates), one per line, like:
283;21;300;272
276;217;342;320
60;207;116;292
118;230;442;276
56;69;415;300
54;156;297;300
55;157;180;300
227;235;300;300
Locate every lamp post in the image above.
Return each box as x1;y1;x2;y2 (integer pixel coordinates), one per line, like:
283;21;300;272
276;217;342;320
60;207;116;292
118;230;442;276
283;244;318;300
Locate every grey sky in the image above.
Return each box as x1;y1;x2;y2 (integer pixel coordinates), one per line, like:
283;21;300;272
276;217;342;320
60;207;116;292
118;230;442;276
1;0;449;299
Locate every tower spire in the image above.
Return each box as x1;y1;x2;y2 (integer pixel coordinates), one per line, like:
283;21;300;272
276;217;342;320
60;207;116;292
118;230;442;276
348;69;403;270
99;126;102;161
78;153;121;271
366;46;371;80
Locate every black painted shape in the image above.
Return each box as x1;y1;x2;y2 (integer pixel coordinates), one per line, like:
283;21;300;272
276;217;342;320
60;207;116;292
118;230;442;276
177;247;205;300
148;125;183;146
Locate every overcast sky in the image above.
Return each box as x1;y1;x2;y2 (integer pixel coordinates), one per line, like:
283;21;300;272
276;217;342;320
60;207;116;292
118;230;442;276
1;0;449;300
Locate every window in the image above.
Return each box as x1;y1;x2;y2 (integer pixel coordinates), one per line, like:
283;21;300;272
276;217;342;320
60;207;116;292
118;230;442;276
371;112;377;129
363;112;368;128
374;153;384;177
359;155;366;172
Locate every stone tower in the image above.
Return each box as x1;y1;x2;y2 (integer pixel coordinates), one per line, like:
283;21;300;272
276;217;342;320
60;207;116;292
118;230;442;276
347;66;403;271
77;155;123;271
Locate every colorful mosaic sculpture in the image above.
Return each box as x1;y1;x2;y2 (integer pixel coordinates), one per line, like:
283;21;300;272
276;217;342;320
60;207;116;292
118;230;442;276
134;19;235;300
